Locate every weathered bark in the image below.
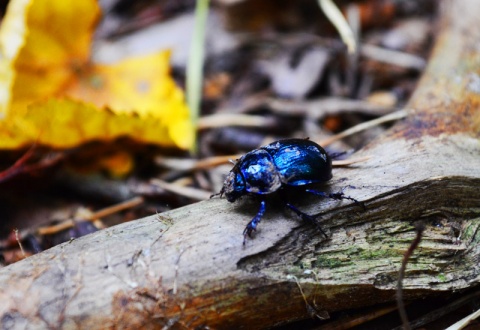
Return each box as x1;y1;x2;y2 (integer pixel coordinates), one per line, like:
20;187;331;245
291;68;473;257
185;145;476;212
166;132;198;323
1;1;480;329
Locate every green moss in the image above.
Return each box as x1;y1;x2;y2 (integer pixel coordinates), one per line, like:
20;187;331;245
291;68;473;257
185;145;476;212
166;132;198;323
314;255;352;268
437;273;447;282
339;244;403;260
357;247;401;259
461;220;480;242
285;265;306;276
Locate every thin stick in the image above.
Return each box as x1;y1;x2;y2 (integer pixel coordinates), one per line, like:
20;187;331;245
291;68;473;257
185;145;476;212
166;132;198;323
332;156;370;166
151;179;212;201
318;0;356;53
197;114;270;130
0;146;35;181
319;109;408;146
91;196;144;220
14;229;26;258
397;222;425;330
361;44;426;70
391;289;480;330
445;308;480;330
155;154;242;172
37;197;144;235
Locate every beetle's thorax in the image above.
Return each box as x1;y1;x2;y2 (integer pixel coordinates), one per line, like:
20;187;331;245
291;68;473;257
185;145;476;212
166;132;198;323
222;170;245;202
242;156;281;194
222;150;282;202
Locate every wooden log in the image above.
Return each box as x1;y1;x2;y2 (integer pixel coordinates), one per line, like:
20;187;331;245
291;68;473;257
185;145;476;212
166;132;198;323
1;0;479;328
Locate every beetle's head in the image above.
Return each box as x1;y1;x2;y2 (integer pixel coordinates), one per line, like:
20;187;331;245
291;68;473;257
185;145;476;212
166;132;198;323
221;170;246;202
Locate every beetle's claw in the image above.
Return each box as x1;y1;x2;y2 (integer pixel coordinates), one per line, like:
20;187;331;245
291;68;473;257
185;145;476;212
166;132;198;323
243;224;255;237
306;189;364;209
338;192;355;201
243;232;248;245
335;192;366;210
243;226;256;245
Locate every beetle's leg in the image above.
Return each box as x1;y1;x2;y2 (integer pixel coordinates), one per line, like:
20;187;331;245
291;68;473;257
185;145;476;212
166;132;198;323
285;203;328;237
210;186;225;199
243;200;266;244
210;192;222;199
328;150;350;160
306;189;365;209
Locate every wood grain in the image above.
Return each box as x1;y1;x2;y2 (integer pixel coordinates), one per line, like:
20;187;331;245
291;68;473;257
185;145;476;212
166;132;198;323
1;0;479;329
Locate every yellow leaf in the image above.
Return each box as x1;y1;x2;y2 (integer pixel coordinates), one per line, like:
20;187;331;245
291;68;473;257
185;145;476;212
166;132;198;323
1;98;193;149
0;0;193;150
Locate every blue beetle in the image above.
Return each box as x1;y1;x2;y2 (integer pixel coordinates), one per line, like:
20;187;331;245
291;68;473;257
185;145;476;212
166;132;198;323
218;138;358;243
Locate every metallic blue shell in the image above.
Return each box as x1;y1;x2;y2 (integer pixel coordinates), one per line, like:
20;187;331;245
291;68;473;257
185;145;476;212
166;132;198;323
262;139;332;186
222;139;332;201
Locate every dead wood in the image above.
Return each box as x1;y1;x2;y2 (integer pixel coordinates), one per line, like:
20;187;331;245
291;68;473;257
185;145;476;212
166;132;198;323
1;0;479;329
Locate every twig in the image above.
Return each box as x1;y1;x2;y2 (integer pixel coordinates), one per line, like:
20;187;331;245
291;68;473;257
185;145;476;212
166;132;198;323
319;109;408;146
155;154;241;171
446;308;480;330
318;0;356;54
89;196;144;220
361;44;426;71
197;113;271;130
14;229;26;259
151;179;212;201
0;146;35;182
288;275;329;320
397;222;425;330
0;145;62;183
391;289;480;330
267;97;394;118
331;156;370;166
37;197;144;235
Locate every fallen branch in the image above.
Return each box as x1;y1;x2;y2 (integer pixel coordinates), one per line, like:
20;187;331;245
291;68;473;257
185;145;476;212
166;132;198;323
0;1;479;329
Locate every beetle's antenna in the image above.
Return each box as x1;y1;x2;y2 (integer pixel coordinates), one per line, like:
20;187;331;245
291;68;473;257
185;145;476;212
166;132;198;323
328;149;353;160
210;188;224;199
210;192;220;199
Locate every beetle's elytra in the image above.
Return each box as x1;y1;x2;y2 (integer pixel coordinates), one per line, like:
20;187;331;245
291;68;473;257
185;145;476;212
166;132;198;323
217;138;359;244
